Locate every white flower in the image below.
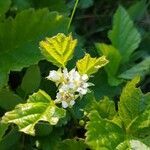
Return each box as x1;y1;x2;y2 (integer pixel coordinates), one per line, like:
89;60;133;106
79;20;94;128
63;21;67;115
47;68;93;108
46;69;62;83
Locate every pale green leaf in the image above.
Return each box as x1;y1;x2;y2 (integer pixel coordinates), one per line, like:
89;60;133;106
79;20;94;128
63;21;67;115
85;110;125;150
76;53;109;75
92;96;116;120
39;33;77;67
21;65;41;94
95;43;122;86
119;57;150;79
116;140;150;150
108;6;141;63
0;9;69;88
2;90;66;135
129;93;150;135
0;88;23;110
0;0;11;14
118;76;149;131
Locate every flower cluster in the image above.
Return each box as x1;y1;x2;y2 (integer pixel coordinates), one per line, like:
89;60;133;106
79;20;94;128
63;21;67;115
46;68;92;108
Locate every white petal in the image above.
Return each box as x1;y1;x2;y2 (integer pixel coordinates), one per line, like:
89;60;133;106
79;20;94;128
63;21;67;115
47;70;61;81
77;87;87;95
62;101;68;108
63;68;69;78
70;100;75;106
82;83;89;88
82;74;88;81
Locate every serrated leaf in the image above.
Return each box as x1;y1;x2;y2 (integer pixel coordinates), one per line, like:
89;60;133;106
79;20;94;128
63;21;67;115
85;110;124;150
21;65;41;94
119;57;150;79
118;76;149;131
0;88;23;110
117;140;150;150
92;96;116;120
76;53;109;75
128;99;150;134
0;0;11;14
0;8;69;88
2;90;66;135
95;43;122;86
39;33;77;67
108;6;141;63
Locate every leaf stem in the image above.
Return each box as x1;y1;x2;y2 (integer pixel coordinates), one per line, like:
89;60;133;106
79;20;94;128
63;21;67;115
67;0;79;31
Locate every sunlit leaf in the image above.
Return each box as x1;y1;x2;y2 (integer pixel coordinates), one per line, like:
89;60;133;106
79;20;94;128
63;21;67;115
76;53;109;75
40;33;77;67
118;76;149;132
2;90;66;135
85;110;125;149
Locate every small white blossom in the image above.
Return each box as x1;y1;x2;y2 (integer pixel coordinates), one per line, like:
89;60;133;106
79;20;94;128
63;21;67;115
46;69;62;83
47;68;93;108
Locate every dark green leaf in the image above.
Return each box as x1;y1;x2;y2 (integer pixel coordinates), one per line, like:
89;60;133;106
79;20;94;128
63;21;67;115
0;88;23;110
0;8;69;88
21;65;41;94
108;6;141;63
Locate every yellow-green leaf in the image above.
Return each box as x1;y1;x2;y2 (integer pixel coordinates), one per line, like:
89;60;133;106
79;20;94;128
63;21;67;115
39;33;77;67
2;90;66;136
76;53;109;75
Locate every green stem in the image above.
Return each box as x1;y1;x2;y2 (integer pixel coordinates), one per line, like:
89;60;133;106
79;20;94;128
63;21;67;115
67;0;79;31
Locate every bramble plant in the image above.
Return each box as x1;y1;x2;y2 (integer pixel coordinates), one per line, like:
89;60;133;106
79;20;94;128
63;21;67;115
0;1;150;150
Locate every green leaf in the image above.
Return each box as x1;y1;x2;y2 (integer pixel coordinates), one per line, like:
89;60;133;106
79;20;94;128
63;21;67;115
21;65;41;94
108;6;141;63
90;70;121;99
85;110;125;150
95;43;122;86
116;140;150;150
39;33;77;67
76;53;109;75
128;104;150;135
0;123;8;141
0;88;23;110
36;128;64;150
0;8;69;88
2;90;66;135
118;76;148;131
0;0;11;14
57;139;87;150
92;96;116;120
0;127;21;150
119;57;150;79
128;0;148;21
79;0;93;9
